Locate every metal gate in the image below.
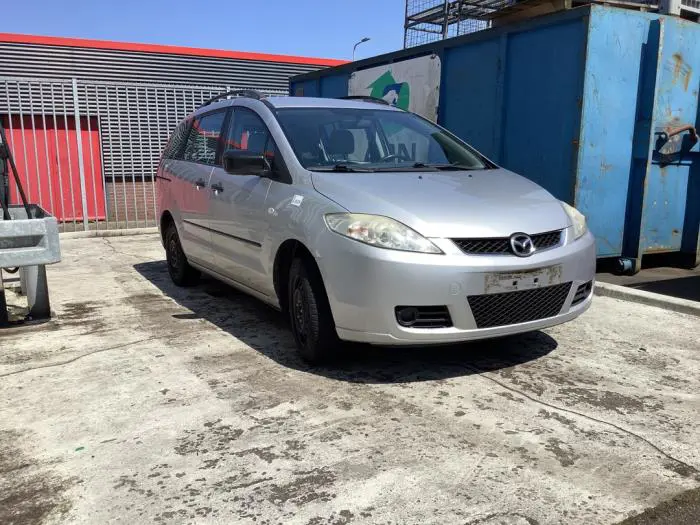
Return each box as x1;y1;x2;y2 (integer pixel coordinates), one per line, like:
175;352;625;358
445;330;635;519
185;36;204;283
0;76;284;231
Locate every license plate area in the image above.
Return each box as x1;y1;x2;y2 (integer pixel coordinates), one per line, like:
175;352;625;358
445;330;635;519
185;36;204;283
484;265;563;294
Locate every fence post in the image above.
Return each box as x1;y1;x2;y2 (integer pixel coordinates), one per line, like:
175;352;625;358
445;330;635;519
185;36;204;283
71;78;90;231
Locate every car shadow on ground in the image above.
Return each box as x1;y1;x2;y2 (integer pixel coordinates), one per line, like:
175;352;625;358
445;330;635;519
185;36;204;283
628;276;700;302
134;260;558;384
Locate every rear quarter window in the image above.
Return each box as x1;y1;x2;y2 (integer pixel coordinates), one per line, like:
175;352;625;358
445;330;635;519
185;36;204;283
182;110;227;165
162;119;191;160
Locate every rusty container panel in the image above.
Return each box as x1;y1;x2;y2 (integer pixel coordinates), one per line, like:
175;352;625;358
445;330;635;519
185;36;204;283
640;18;700;255
574;9;661;258
576;10;700;262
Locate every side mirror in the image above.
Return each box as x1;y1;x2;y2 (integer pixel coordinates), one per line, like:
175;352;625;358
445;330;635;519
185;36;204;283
223;149;269;176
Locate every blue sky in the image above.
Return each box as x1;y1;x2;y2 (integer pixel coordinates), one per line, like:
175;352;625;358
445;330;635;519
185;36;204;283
1;0;406;60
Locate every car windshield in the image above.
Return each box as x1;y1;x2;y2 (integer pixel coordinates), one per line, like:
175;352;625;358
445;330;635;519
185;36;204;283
275;107;490;172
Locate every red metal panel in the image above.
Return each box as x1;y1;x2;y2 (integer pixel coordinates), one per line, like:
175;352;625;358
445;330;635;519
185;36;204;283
1;114;106;221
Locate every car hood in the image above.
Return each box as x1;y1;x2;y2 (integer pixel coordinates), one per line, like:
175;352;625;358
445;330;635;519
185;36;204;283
310;168;570;238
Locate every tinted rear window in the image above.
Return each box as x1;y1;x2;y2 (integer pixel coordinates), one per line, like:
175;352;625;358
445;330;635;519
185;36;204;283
182;110;227;165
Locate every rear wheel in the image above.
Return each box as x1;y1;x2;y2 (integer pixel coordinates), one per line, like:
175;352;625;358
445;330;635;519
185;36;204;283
165;222;200;287
287;257;339;364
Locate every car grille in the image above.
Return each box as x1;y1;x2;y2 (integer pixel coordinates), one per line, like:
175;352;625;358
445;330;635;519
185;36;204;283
452;230;563;255
467;282;572;328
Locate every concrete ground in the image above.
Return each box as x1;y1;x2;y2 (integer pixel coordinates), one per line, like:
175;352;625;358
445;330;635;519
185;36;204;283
1;234;699;525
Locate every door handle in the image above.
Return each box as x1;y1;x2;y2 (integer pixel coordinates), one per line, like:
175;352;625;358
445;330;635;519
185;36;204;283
195;178;206;189
211;183;224;193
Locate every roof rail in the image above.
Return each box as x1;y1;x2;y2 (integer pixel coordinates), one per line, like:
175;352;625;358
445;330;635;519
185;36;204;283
337;95;390;106
199;89;264;109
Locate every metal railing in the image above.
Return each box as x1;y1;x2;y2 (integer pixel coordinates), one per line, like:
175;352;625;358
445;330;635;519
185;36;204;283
0;76;285;232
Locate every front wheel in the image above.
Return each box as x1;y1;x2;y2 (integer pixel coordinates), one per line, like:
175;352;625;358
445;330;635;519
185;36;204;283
287;258;340;364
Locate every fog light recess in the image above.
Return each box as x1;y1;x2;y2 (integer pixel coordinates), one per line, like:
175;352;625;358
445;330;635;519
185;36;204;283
394;305;452;328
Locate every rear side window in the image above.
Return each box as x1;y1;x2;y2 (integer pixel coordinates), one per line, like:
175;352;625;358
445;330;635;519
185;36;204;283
183;110;227;165
163;119;191;160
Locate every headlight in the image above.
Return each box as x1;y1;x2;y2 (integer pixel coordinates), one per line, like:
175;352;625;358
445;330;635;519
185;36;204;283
560;201;587;239
324;213;443;254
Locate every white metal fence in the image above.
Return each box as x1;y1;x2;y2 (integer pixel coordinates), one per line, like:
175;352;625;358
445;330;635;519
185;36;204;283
0;76;285;231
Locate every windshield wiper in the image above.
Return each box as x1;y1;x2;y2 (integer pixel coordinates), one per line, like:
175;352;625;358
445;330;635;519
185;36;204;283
308;164;376;173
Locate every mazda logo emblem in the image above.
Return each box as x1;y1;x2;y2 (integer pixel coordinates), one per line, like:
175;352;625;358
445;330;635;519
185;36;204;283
510;233;535;257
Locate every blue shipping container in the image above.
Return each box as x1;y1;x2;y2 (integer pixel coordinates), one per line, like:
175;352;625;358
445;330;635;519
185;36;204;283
290;5;700;271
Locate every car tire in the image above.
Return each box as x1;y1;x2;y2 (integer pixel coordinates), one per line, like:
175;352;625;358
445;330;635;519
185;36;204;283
165;222;200;287
288;257;339;364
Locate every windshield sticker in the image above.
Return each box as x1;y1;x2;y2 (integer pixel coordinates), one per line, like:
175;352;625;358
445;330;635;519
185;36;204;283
291;195;304;207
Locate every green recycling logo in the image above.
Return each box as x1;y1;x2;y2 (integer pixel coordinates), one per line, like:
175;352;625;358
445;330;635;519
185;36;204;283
368;70;410;110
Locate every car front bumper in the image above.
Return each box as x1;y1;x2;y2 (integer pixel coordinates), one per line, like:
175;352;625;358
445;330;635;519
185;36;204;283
317;228;596;345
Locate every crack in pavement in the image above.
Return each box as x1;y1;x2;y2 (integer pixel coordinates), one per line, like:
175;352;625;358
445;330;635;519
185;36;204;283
466;364;700;477
103;238;161;262
466;512;541;525
0;336;159;378
0;318;210;379
0;332;194;378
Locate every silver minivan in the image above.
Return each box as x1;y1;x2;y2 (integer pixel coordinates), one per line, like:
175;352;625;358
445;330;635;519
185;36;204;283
157;92;595;363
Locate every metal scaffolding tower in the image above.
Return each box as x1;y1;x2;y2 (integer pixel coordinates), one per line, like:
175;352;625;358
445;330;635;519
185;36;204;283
404;0;510;47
